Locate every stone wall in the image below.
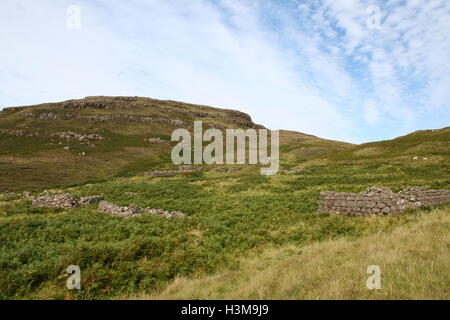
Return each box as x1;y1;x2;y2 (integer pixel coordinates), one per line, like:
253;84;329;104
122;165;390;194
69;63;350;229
318;186;450;216
32;194;81;209
30;194;185;219
31;194;103;209
97;201;186;218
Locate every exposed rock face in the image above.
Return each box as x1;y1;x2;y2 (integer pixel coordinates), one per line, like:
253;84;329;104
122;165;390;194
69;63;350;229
144;137;166;143
51;131;103;141
97;200;186;218
318;186;450;216
32;194;80;209
21;111;187;127
4;130;39;137
399;187;450;206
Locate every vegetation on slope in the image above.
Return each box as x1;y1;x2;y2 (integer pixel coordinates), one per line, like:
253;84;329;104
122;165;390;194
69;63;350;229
0;97;448;300
1;151;449;299
143;206;450;300
0;96;351;191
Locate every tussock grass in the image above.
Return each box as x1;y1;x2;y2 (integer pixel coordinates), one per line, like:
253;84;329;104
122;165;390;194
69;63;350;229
141;206;450;300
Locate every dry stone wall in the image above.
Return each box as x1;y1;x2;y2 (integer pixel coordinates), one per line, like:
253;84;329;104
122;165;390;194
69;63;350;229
31;194;103;209
32;194;81;209
98;201;186;218
30;194;185;219
318;186;450;216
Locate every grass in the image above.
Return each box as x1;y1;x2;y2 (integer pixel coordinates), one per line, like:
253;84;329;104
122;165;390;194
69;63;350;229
1;157;448;299
0;97;448;300
142;206;449;300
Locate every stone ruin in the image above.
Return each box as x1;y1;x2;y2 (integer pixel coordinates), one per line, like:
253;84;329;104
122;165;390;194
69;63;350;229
31;194;103;209
29;193;185;219
79;195;104;205
144;170;177;177
97;200;186;218
318;186;450;216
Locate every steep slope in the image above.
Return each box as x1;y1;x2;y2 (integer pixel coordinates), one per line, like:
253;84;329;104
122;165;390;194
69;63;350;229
0;96;352;191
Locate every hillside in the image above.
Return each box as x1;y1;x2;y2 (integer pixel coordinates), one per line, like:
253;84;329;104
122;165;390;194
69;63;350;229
0;97;449;300
144;206;450;300
0;96;351;192
312;126;450;164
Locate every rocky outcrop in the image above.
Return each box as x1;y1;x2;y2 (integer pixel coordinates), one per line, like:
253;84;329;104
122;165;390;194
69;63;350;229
281;169;306;174
178;165;204;172
97;200;186;218
318;186;450;216
51;131;103;141
21;111;187;127
4;130;40;137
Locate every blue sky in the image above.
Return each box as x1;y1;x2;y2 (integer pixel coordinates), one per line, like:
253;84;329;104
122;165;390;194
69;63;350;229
1;0;449;143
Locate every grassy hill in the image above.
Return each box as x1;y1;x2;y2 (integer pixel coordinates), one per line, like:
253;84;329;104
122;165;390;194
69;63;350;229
143;206;450;300
0;97;449;299
0;96;351;192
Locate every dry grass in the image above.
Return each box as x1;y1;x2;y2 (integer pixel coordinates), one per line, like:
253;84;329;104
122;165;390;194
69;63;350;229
137;207;450;300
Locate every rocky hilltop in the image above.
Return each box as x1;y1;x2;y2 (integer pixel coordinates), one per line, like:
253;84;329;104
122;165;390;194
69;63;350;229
2;96;261;130
0;96;269;191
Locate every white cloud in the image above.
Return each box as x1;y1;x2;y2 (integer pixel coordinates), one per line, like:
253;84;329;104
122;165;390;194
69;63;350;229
0;0;449;143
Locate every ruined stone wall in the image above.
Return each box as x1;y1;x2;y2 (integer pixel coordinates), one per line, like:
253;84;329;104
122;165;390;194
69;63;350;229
30;194;185;219
318;186;450;216
31;194;103;209
399;187;450;206
97;201;186;218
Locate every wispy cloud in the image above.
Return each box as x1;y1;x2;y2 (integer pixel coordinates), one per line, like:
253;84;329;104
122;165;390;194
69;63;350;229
0;0;449;143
